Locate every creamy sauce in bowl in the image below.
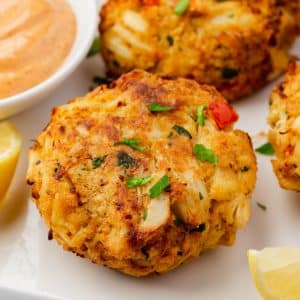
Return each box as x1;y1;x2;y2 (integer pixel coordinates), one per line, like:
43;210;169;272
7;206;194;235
0;0;76;99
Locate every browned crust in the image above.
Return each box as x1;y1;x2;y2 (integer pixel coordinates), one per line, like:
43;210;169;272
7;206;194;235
27;70;257;276
99;0;300;100
269;62;300;191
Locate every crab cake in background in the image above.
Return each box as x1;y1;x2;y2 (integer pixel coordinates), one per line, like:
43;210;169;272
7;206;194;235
100;0;300;101
27;70;257;277
269;63;300;191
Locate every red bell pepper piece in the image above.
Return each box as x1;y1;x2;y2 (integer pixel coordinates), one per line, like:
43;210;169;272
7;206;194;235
142;0;160;6
209;101;239;129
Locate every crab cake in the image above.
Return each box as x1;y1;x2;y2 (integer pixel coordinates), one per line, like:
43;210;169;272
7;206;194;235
269;63;300;191
27;70;257;277
100;0;300;101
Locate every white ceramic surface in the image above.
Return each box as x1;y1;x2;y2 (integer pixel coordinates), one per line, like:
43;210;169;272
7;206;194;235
0;1;300;299
0;0;97;120
0;286;62;300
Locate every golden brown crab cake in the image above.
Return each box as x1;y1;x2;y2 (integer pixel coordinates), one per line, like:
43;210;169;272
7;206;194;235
269;63;300;191
100;0;299;101
27;70;257;277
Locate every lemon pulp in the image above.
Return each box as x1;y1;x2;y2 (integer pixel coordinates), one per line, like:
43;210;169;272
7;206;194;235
0;122;21;203
248;248;300;300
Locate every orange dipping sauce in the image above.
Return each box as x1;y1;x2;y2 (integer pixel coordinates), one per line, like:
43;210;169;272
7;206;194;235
0;0;77;99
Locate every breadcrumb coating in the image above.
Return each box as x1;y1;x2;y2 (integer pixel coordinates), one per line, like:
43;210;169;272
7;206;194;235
27;70;257;276
100;0;300;100
269;62;300;191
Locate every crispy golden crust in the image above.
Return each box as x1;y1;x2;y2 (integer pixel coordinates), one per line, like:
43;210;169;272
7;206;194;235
269;63;300;191
99;0;299;101
27;70;257;276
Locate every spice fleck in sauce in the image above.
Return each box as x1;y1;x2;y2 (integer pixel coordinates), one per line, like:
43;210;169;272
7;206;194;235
0;0;76;99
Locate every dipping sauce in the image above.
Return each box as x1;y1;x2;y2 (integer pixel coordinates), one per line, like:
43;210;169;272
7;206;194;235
0;0;76;99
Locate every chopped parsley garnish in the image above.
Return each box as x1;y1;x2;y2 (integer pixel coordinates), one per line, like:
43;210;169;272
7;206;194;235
168;132;174;139
167;35;174;46
174;0;190;16
148;103;174;112
199;192;204;200
115;138;146;151
117;151;137;169
142;210;148;221
256;202;267;211
255;143;275;155
196;105;207;126
149;175;170;198
87;37;101;57
222;68;239;79
174;215;183;226
126;176;152;188
193;144;219;165
172;125;192;139
93;76;111;86
92;155;107;169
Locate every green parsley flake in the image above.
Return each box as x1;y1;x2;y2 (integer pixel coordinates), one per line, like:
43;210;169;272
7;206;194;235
115;138;146;151
87;37;101;57
92;76;111;86
174;0;190;16
117;152;137;169
167;35;174;46
255;143;275;156
168;132;174;139
222;68;239;79
148;103;174;112
173;125;192;139
143;210;148;221
92;155;107;169
256;202;267;211
199;192;204;200
149;175;170;199
196;105;207;126
126;176;152;188
174;215;183;226
193;144;219;165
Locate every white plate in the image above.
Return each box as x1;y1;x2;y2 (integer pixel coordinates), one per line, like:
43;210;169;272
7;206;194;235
0;286;62;300
1;2;300;299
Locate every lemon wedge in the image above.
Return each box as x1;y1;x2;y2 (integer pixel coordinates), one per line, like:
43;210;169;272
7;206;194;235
248;248;300;300
0;121;21;204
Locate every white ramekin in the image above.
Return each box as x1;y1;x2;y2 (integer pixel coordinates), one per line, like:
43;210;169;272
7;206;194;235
0;0;98;120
